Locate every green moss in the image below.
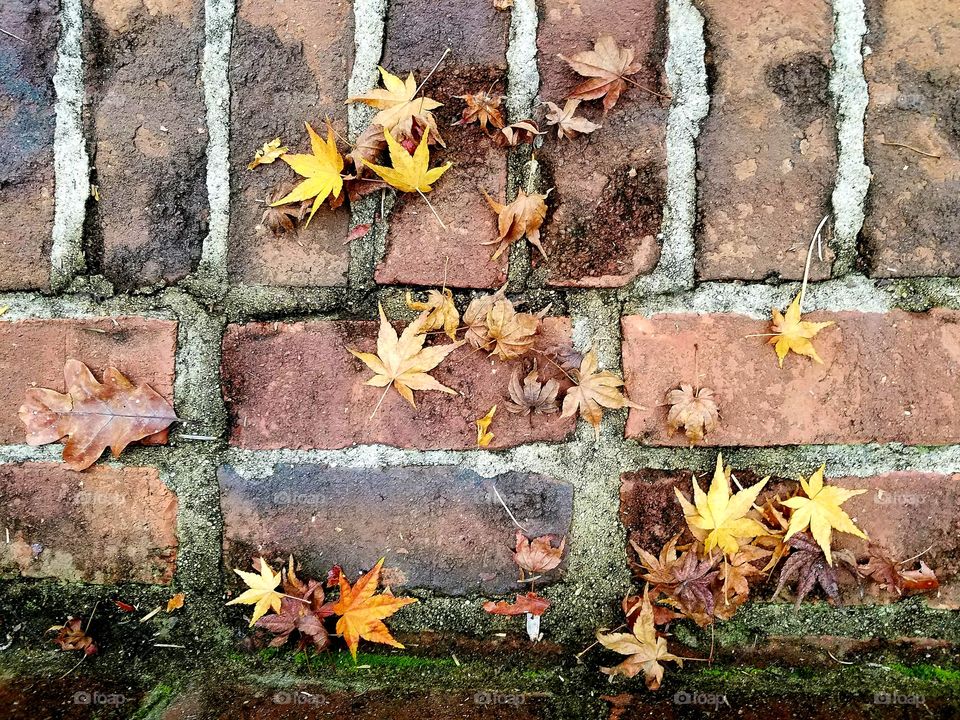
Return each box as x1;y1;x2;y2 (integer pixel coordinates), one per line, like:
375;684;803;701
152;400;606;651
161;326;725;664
889;663;960;688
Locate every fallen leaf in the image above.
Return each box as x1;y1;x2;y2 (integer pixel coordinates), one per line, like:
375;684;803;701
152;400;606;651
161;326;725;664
861;545;939;597
348;66;443;143
476;405;496;447
666;384;719;444
513;531;565;574
493;120;544;147
346;123;388;176
455;91;505;131
773;533;859;608
261;183;309;237
755;497;792;572
347;223;373;243
483;592;550;616
248;137;288;170
781;465;867;565
256;557;333;651
19;359;177;471
49;618;97;656
484;298;544;360
226;557;284;627
493;0;513;9
596;588;681;689
166;593;185;613
348;304;462;408
559;35;643;111
270;122;344;226
363;128;451;193
643;548;720;623
326;565;343;588
768;292;835;367
673;453;769;557
113;600;136;613
505;364;560;416
332;558;417;660
544;99;601;140
482;188;549;260
406;288;459;341
560;349;640;439
719;543;771;600
463;286;506;349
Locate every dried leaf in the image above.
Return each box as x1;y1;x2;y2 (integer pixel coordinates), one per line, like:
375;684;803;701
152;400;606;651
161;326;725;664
773;533;859;608
346;123;388;175
482;188;549;260
406;287;460;341
719;544;771;600
363;129;451;193
332;558;417;660
493;0;513;9
348;66;443;143
560;349;640;439
348;304;462;408
666;384;719;444
256;557;333;652
113;600;136;613
49;618;97;656
261;183;309;238
544;99;601;140
476;405;496;447
483;592;550;616
768;292;835;367
647;550;720;623
860;545;939;597
248;137;288;170
493;120;544;148
347;223;373;243
513;531;565;574
226;557;284;627
166;593;185;613
559;35;643;111
19;359;177;471
455;91;505;131
484;298;543;360
504;364;560;416
270;122;344;227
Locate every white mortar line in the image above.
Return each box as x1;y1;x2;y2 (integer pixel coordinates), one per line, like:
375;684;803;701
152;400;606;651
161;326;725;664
505;0;539;122
49;0;88;291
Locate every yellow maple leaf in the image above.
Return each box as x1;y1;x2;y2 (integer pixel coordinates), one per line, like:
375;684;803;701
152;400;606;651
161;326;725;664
782;465;868;565
476;405;496;447
348;304;462;410
363;129;451;194
270;122;344;226
347;66;442;138
247;137;288;170
769;292;834;368
332;558;417;660
674;453;769;557
225;558;283;626
406;287;459;341
560;349;640;439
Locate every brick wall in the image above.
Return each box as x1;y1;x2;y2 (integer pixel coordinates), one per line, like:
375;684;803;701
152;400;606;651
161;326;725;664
1;0;959;714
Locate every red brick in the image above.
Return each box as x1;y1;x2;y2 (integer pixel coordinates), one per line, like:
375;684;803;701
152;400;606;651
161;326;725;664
84;0;207;289
621;309;960;446
621;469;960;607
220;464;572;594
0;0;57;291
374;0;509;288
862;0;960;277
535;0;667;287
0;677;144;720
228;0;352;287
0;463;178;584
0;317;178;445
222;316;575;450
696;0;836;281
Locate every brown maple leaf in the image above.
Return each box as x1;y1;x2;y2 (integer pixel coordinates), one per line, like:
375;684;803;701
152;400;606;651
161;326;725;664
504;364;559;417
543;99;601;140
256;557;333;651
755;496;792;573
493;120;544;148
482;592;550;616
773;533;859;608
464;289;544;361
559;35;644;111
513;531;565;575
406;287;460;341
19;360;178;471
260;183;310;237
665;384;720;444
860;545;940;597
347;123;388;176
560;349;640;439
622;592;683;628
630;533;682;585
482;188;550;260
49;618;97;656
719;543;771;600
455;90;506;131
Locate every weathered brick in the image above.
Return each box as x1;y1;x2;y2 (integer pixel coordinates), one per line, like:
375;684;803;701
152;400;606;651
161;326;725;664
0;463;178;584
374;0;509;288
535;0;667;287
621;469;960;607
0;317;178;444
222;316;574;450
862;0;960;277
0;0;57;291
84;0;207;289
228;0;353;286
621;310;960;446
0;677;144;720
220;464;572;594
696;0;836;281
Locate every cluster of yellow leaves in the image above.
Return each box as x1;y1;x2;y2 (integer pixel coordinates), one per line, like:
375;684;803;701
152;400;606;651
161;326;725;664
269;122;344;226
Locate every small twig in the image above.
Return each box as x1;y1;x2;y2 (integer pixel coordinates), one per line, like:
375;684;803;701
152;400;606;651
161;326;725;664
490;483;529;533
799;214;830;313
827;650;854;665
898;544;935;566
880;141;941;159
84;601;99;634
58;656;86;680
0;27;26;42
178;434;219;441
416;188;447;229
153;643;186;648
367;385;392;420
412;48;451;98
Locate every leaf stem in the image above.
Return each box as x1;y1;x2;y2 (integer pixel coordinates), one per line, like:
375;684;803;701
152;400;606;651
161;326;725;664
417;188;448;229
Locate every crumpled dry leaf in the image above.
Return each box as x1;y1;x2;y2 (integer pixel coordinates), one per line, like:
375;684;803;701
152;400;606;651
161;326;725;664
476;405;496;447
769;292;835;368
248;137;288;170
773;532;860;608
513;531;565;575
348;304;462;409
493;120;544;148
559;35;643;111
49;618;97;656
454;91;505;131
260;183;310;238
860;545;939;597
504;364;559;416
166;593;185;613
719;543;771;600
19;359;177;471
256;557;333;651
363;129;451;194
544;99;601;140
406;287;460;341
485;299;544;360
226;557;284;627
493;0;513;9
560;349;640;439
270;122;345;226
483;592;550;616
348;66;443;144
482;188;549;260
666;384;719;444
346;123;388;176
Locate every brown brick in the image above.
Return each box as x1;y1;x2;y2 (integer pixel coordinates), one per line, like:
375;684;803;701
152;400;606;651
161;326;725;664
0;0;57;291
862;0;960;277
535;0;667;287
222;315;575;450
0;677;145;720
0;463;178;584
696;0;836;281
374;0;509;288
84;0;207;289
621;469;960;607
228;0;352;287
220;464;572;594
0;317;178;444
621;309;960;446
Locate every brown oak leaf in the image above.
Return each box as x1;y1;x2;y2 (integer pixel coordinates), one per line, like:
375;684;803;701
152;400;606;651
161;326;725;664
513;531;565;575
560;349;640;439
482;189;550;260
483;592;550;616
543;99;601;140
454;91;505;131
559;35;643;111
504;364;560;416
20;360;178;471
665;384;719;444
